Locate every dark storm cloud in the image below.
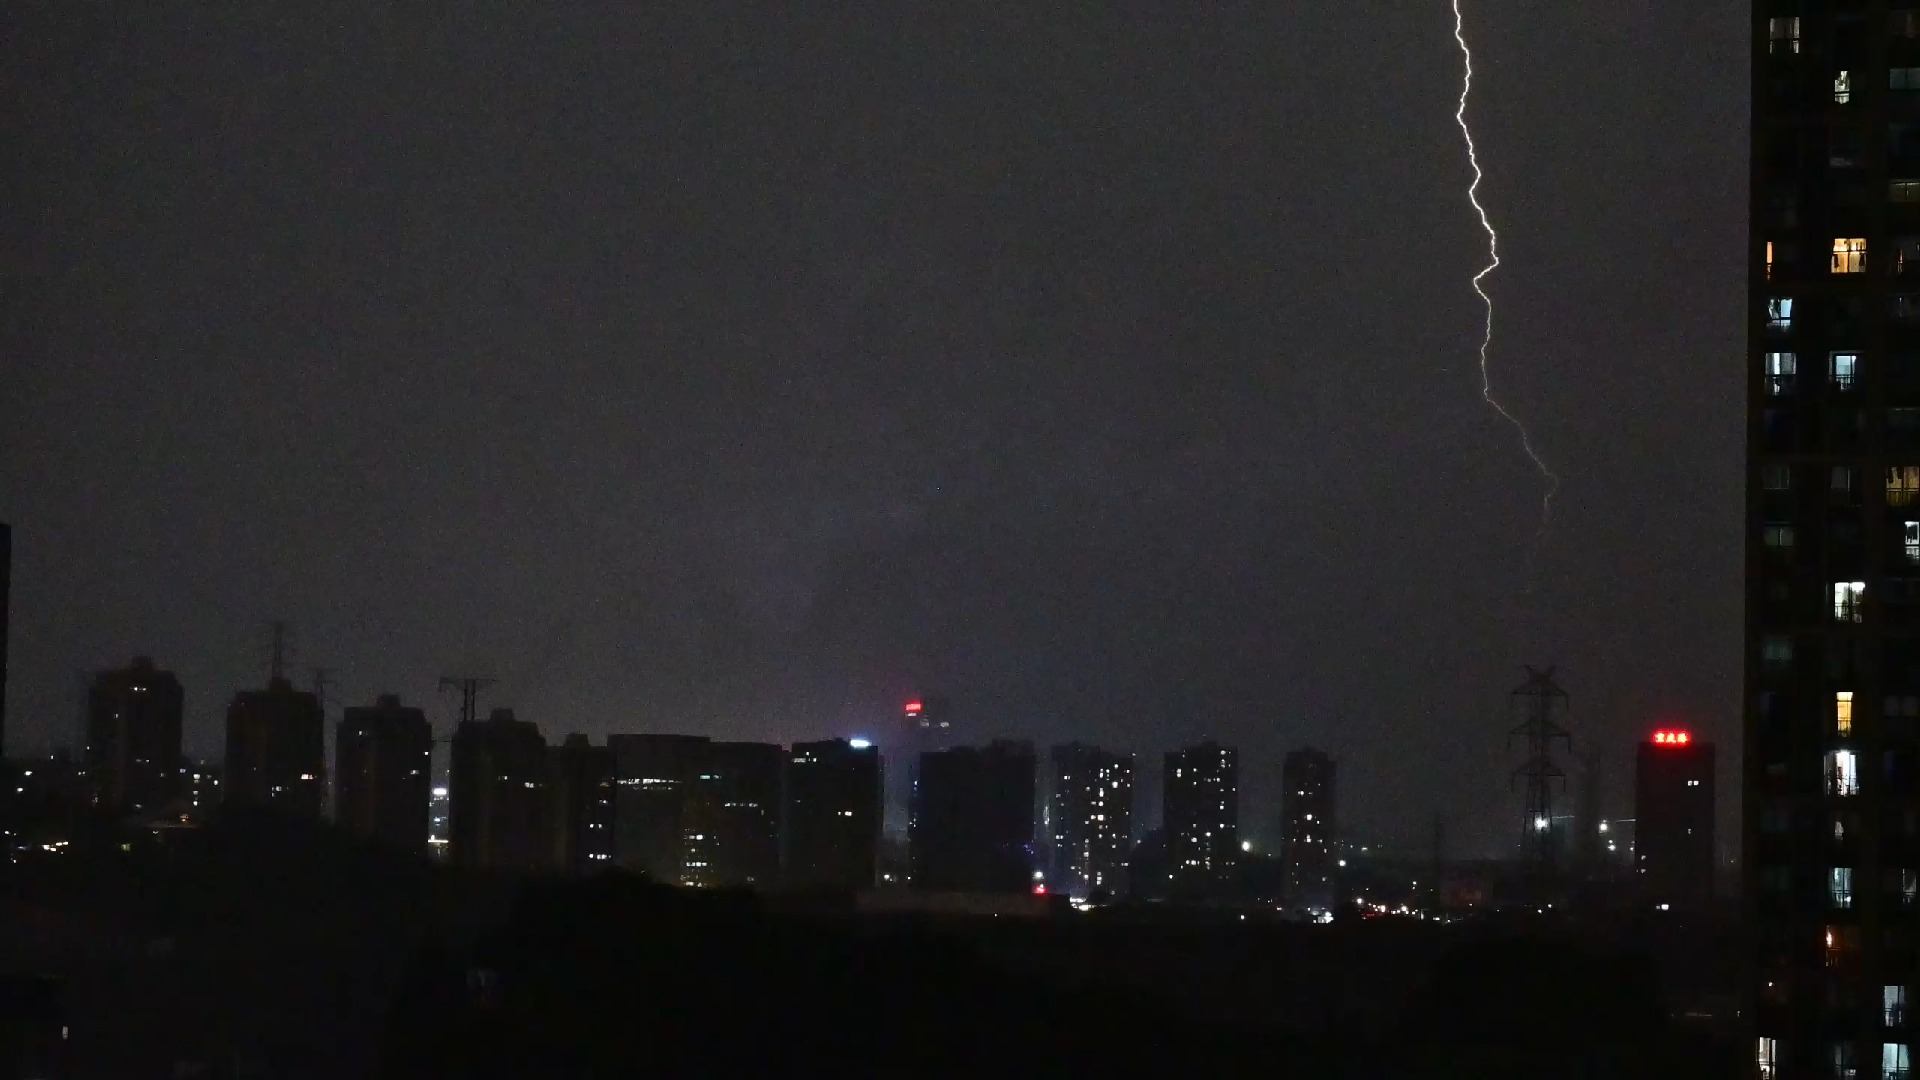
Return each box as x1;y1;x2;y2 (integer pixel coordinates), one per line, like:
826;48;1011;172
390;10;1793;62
2;1;1746;854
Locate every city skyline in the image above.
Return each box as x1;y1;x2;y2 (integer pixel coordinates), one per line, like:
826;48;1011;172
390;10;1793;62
1;1;1746;861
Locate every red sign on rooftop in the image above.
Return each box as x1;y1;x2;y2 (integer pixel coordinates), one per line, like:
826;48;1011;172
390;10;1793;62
1651;730;1692;746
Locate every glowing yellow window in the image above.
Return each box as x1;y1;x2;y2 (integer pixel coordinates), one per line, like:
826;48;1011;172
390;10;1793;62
1834;238;1868;273
1767;241;1775;279
1838;691;1854;737
1894;466;1920;507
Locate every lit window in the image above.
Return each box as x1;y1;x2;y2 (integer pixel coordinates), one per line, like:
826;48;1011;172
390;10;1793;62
1888;1042;1911;1080
1836;238;1869;273
1899;68;1920;92
1836;581;1867;623
1895;467;1920;507
1908;522;1920;566
1766;240;1775;279
1766;351;1797;394
1831;750;1862;796
1759;1037;1780;1079
1833;352;1860;389
1837;71;1854;104
1899;180;1920;204
1828;927;1856;969
1906;870;1920;907
1833;866;1856;908
1769;297;1794;331
1769;16;1801;54
1839;692;1855;736
1763;463;1793;491
1889;985;1909;1028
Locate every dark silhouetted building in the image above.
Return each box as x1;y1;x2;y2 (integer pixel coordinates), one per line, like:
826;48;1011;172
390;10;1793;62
449;707;549;871
335;694;433;853
889;696;955;833
910;740;1036;893
784;738;882;891
224;676;324;817
1164;742;1238;902
1750;7;1920;1076
1281;746;1336;911
1047;743;1132;900
609;733;710;881
182;760;221;816
1634;729;1714;911
682;741;782;888
84;656;185;817
547;733;615;875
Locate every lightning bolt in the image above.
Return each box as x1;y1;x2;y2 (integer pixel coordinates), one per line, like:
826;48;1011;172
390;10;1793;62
1452;0;1558;538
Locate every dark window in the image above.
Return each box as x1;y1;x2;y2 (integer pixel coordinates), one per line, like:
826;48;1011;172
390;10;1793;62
1895;409;1920;449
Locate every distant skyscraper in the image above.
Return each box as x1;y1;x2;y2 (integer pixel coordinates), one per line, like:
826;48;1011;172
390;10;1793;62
1163;742;1238;902
1047;743;1133;900
448;707;549;871
784;738;882;891
1280;747;1336;911
335;694;433;853
681;741;782;888
84;656;185;817
1634;729;1714;911
910;740;1036;894
429;785;450;860
182;760;221;817
608;733;710;882
547;733;616;875
224;675;324;818
889;696;954;832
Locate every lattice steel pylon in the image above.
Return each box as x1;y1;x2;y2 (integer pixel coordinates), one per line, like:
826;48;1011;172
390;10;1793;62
1508;666;1571;881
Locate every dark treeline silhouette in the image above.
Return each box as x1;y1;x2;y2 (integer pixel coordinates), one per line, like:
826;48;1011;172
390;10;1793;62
2;810;1742;1078
382;875;1744;1079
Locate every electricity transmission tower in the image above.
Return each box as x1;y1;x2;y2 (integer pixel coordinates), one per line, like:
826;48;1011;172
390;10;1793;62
1508;666;1571;888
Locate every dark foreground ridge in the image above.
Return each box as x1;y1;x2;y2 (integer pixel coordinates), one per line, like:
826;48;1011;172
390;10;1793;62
3;812;1741;1079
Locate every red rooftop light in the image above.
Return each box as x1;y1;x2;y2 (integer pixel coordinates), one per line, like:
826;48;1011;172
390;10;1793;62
1651;729;1692;746
904;701;923;715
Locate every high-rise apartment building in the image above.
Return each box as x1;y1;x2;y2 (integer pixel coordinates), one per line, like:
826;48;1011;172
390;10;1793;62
1752;10;1920;1077
449;707;549;871
1281;746;1337;912
84;656;185;817
889;697;955;833
1635;729;1715;911
910;740;1036;893
785;738;882;891
681;741;782;888
547;733;616;875
335;694;433;853
1047;743;1133;900
1164;742;1238;903
224;676;324;818
609;733;710;882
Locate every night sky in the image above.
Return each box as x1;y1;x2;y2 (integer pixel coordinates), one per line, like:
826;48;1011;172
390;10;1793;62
2;2;1746;856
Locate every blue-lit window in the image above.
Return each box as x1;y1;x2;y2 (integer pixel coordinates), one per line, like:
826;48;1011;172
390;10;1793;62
1767;352;1797;394
1769;297;1795;331
1833;352;1860;389
1833;866;1856;908
1769;17;1800;55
